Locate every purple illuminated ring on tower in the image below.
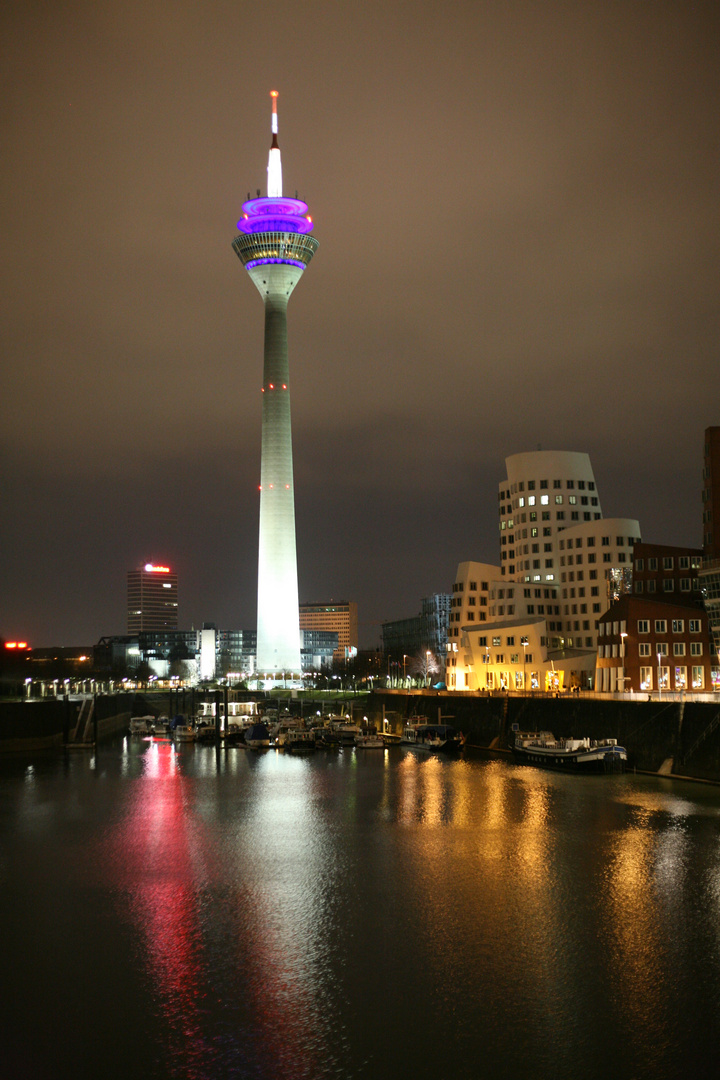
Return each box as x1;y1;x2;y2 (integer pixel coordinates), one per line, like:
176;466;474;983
238;196;314;236
245;257;307;270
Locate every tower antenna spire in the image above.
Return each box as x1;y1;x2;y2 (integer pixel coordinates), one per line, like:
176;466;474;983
267;90;282;197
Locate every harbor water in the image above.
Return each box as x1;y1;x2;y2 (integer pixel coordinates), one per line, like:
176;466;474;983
2;737;720;1079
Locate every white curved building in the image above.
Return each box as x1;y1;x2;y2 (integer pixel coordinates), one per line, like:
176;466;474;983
446;451;641;691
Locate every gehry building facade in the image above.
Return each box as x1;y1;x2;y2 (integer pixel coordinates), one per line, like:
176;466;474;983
446;451;641;691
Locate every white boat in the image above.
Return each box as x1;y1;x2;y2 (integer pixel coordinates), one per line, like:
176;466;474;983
355;733;384;749
129;717;153;735
511;731;627;773
274;720;305;747
173;724;197;743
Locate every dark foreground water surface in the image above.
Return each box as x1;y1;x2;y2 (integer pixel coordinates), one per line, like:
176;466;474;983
2;738;720;1079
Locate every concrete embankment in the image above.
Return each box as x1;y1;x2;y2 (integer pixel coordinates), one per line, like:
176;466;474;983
0;694;135;754
371;691;720;784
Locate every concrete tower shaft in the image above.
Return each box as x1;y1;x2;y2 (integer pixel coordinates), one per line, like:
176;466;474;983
232;93;317;679
252;265;301;674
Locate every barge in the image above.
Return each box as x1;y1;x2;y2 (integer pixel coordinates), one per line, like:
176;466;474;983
511;731;626;773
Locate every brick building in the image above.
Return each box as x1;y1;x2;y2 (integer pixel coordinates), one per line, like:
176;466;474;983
596;595;713;693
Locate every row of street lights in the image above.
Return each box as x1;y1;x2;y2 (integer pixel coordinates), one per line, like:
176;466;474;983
386;653;435;688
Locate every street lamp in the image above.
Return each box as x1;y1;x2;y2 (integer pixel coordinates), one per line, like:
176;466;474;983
657;652;662;696
521;637;528;693
426;651;431;688
620;632;627;692
403;654;408;688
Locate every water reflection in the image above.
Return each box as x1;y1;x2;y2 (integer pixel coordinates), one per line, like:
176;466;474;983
107;742;354;1077
108;738;218;1078
218;751;349;1078
4;744;720;1080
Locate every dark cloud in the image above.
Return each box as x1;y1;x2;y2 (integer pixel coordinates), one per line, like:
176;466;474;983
1;1;719;647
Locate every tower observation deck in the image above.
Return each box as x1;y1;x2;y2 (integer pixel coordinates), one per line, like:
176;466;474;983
232;93;318;680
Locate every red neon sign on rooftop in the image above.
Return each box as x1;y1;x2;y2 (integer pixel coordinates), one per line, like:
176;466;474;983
144;564;171;573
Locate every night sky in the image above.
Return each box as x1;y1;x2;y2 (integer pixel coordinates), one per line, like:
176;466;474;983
2;1;719;649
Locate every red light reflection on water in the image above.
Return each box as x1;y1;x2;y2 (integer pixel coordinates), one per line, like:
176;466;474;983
107;741;218;1078
103;745;338;1077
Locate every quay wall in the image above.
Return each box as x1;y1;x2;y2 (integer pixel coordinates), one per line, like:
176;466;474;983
0;694;135;753
370;690;720;783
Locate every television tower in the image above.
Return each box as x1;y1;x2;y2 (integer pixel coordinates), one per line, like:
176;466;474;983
232;92;318;680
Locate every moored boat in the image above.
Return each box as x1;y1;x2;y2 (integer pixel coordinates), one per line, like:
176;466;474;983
401;723;464;752
173;724;197;743
244;722;271;749
333;722;361;746
511;731;627;773
285;729;316;751
381;732;402;746
310;723;339;748
129;716;153;736
273;720;305;747
355;732;384;749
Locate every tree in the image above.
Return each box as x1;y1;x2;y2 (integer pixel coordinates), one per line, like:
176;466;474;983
169;659;194;683
134;661;152;688
408;650;440;687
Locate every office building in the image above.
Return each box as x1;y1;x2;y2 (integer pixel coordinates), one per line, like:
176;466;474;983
232;92;318;680
698;427;720;661
127;563;178;633
381;594;451;683
702;426;720;559
299;601;358;662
